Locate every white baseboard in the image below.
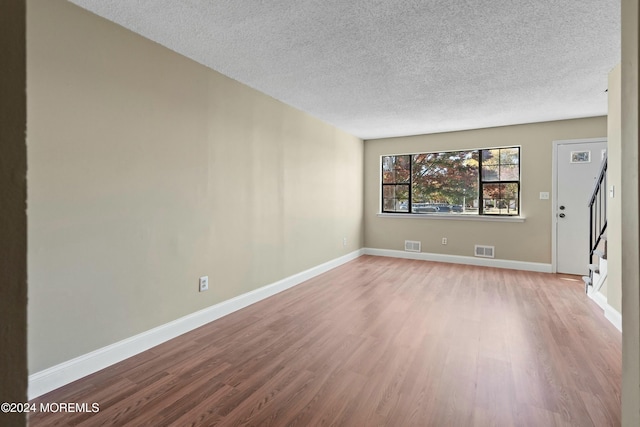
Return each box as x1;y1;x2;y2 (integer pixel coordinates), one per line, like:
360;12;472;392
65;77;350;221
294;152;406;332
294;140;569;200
605;305;623;332
28;249;364;400
588;288;608;311
588;288;622;332
363;248;552;273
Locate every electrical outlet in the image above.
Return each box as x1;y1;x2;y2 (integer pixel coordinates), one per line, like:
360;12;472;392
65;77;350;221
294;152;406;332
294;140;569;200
199;276;209;292
442;237;447;245
343;237;347;246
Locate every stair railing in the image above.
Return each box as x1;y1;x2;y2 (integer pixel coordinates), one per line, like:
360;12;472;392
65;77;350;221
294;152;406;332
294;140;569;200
586;155;607;291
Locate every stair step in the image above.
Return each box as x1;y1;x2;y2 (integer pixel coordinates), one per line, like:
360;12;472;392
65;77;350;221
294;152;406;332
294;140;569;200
593;249;607;260
582;276;592;293
588;263;600;273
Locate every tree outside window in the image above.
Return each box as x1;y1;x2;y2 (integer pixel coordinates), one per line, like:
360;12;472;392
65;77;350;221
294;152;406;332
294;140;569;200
381;147;519;216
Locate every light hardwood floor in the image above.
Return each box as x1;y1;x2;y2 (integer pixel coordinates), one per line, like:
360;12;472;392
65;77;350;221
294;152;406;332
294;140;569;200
29;256;621;426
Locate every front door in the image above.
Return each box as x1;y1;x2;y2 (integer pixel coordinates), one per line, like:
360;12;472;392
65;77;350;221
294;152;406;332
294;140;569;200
555;139;607;275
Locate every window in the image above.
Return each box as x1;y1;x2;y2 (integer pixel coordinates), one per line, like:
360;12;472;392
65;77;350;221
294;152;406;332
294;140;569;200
382;147;520;216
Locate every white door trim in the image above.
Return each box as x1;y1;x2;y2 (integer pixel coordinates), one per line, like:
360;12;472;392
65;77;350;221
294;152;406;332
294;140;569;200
551;137;607;273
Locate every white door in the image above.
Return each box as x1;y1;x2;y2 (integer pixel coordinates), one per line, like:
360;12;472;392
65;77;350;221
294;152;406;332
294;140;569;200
555;139;607;275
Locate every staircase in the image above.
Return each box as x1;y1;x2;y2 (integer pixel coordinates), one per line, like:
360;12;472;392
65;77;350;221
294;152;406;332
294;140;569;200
584;234;608;293
583;156;608;293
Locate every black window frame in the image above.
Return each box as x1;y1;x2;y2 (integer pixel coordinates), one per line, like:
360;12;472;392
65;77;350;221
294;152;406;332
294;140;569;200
381;146;520;216
478;147;520;216
381;155;412;213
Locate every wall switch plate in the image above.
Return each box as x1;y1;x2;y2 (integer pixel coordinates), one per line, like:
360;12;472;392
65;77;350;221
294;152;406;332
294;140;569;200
539;192;550;200
199;276;209;292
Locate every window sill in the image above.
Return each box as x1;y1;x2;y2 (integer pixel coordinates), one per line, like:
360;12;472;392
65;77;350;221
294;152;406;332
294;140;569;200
376;213;526;222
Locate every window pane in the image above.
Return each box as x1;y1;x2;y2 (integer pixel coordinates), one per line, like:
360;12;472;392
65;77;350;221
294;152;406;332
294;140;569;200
382;155;410;183
383;185;394;198
482;165;499;181
483;183;518;215
482;149;500;166
412;151;479;213
383;184;409;212
500;148;519;165
500;164;519;180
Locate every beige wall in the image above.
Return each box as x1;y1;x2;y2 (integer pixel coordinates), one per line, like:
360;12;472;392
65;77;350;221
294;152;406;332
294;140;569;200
27;0;363;373
621;1;640;425
1;0;27;425
607;63;622;314
363;118;607;264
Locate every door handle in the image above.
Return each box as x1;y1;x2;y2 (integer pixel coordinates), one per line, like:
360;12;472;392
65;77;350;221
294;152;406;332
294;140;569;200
559;213;566;218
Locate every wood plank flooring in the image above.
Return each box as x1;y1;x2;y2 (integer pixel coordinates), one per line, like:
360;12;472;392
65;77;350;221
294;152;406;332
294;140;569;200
28;256;622;426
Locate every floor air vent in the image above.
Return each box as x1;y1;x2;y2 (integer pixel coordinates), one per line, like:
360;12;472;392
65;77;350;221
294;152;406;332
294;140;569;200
474;245;495;258
404;240;421;252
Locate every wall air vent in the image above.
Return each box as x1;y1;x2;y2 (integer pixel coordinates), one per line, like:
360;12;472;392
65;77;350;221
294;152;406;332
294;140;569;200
474;245;495;258
404;240;421;252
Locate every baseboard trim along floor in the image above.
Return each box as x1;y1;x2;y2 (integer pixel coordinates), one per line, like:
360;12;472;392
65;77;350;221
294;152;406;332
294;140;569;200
363;248;553;273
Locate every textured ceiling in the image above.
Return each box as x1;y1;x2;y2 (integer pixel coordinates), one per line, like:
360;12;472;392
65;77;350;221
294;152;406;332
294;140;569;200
69;0;620;140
